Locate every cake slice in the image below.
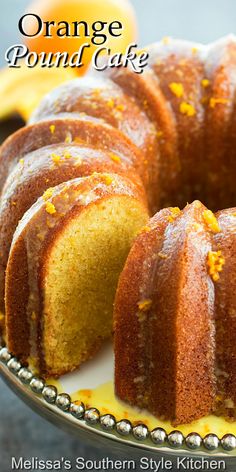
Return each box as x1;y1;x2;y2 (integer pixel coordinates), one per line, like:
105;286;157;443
5;173;148;376
114;201;219;425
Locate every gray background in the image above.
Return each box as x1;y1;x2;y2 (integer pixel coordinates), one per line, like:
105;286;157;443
0;0;236;470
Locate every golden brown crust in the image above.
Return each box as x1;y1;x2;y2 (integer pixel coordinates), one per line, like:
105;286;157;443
148;40;206;207
214;208;236;417
5;240;30;362
115;201;218;425
114;208;171;406
204;38;236;210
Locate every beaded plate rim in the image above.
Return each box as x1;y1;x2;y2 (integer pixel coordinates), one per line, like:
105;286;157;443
1;343;236;456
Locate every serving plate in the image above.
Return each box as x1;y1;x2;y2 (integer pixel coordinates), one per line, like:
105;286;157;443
1;338;236;469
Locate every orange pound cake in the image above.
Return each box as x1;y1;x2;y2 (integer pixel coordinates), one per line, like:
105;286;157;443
0;36;235;426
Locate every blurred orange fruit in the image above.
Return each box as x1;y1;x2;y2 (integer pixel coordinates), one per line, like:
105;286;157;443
23;0;138;75
0;64;77;121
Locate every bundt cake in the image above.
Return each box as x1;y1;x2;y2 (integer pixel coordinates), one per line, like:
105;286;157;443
114;201;236;425
0;36;235;425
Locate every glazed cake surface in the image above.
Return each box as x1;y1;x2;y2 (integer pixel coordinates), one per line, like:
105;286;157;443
114;201;236;425
31;35;236;211
0;36;235;424
0;121;145;315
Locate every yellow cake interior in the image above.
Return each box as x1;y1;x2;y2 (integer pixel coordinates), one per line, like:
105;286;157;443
43;195;148;374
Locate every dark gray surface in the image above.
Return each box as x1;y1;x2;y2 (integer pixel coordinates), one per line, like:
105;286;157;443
1;1;236;470
0;377;109;470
